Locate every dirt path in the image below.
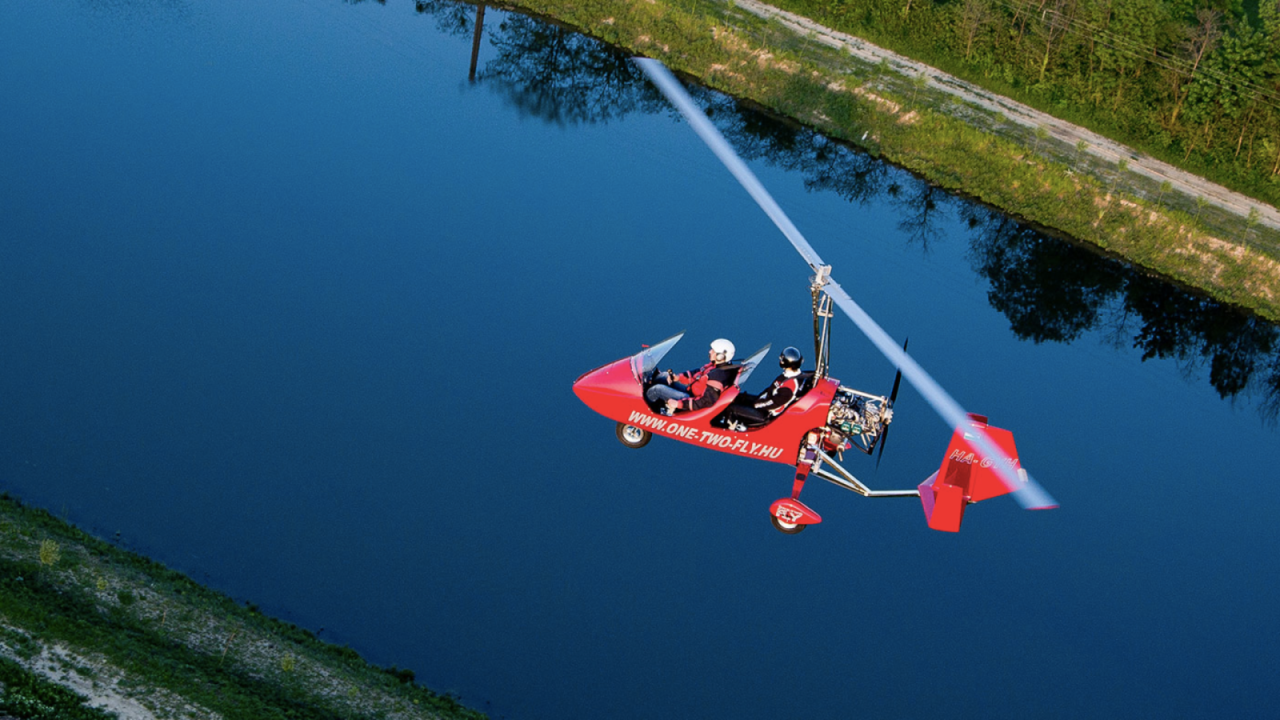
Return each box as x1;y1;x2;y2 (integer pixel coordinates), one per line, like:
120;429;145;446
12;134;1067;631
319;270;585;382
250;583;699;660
734;0;1280;232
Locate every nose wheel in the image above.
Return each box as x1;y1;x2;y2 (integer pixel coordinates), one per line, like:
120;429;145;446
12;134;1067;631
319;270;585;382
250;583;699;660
616;422;652;448
770;515;806;534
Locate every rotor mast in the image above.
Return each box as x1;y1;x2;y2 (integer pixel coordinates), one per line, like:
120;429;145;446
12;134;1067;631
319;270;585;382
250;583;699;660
810;265;833;380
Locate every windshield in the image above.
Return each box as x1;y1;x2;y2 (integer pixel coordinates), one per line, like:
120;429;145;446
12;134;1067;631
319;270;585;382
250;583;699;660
631;332;685;381
734;345;771;388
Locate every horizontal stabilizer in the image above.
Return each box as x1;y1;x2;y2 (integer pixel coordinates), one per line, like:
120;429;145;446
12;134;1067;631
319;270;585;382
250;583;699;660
918;471;966;532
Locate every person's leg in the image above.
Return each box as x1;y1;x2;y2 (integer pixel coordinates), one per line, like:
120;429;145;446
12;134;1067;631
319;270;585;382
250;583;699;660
726;403;767;430
646;383;691;404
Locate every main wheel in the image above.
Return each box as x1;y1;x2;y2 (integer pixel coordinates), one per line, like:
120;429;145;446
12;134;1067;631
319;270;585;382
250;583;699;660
771;515;806;534
615;422;652;449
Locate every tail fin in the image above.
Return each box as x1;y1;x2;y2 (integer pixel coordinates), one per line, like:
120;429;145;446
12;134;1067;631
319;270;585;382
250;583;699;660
918;414;1022;532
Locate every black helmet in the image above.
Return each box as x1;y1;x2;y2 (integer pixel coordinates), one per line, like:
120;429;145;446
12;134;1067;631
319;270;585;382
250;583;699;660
779;346;803;371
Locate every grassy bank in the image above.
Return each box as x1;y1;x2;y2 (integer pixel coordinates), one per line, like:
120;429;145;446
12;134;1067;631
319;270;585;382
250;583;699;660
480;0;1280;322
0;493;484;720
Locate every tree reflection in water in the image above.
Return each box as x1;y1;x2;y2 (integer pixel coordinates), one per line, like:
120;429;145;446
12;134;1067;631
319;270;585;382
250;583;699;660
406;0;1280;421
890;181;949;252
481;13;666;125
963;209;1127;344
412;0;476;38
963;205;1280;416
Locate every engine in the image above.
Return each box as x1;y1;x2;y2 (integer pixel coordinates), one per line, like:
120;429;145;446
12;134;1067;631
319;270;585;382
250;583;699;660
825;386;891;454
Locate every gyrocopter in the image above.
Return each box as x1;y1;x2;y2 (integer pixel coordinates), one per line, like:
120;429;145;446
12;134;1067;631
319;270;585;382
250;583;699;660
572;59;1057;534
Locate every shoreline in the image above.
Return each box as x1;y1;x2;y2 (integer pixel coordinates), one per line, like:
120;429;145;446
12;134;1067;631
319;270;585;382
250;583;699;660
0;493;485;720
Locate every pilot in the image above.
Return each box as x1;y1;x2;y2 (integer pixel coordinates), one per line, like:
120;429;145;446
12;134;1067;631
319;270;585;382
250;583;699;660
646;338;737;415
725;346;805;431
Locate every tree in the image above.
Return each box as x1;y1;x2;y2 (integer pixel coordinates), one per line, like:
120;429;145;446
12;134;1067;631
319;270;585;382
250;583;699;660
1111;157;1128;195
1261;1;1280;64
1081;0;1116;90
1092;0;1163;110
1257;2;1280;172
911;72;929;108
1169;8;1224;126
1031;0;1076;83
1185;17;1270;153
958;0;995;61
1264;137;1280;178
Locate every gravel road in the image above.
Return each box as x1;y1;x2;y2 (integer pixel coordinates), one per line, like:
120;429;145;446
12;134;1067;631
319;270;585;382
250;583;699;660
734;0;1280;232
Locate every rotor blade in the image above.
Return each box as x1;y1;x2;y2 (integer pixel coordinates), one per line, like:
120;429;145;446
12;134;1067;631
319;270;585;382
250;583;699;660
635;57;1056;511
634;58;825;272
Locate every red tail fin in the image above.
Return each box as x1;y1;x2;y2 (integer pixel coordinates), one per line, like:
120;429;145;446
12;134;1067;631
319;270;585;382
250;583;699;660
918;414;1021;532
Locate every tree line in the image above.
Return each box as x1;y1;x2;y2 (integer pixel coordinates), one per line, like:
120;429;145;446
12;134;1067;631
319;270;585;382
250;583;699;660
765;0;1280;207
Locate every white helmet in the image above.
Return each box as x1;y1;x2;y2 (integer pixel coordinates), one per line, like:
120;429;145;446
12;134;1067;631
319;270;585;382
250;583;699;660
710;338;735;363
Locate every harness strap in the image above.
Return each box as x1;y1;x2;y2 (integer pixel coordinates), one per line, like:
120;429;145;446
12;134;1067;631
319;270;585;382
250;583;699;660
767;376;802;416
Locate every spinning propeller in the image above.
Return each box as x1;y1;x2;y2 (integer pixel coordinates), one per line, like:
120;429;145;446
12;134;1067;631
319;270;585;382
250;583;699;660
876;337;906;469
634;58;1057;511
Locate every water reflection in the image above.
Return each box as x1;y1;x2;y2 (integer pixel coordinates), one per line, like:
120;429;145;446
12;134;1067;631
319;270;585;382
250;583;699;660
964;205;1280;409
889;181;949;251
480;14;666;125
411;0;475;39
469;5;485;82
409;0;1280;420
964;209;1127;344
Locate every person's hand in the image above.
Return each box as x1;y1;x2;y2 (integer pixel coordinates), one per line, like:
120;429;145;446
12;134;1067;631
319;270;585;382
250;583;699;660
665;369;675;383
666;399;679;411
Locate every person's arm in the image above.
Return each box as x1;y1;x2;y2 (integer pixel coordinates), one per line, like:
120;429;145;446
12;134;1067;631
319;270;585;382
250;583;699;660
674;363;707;386
678;366;735;411
753;377;797;414
753;384;795;413
679;380;725;411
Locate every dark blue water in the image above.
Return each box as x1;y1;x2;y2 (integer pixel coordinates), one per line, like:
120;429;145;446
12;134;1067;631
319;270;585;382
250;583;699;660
4;1;1279;718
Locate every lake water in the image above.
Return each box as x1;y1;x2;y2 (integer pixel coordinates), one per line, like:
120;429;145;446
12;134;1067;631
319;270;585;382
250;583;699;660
3;1;1279;718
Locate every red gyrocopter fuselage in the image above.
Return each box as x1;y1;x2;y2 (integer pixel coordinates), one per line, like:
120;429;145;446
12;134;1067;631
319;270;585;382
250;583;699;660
573;333;1027;533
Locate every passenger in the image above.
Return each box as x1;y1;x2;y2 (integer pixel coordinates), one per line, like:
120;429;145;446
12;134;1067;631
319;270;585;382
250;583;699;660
726;346;805;431
646;338;737;415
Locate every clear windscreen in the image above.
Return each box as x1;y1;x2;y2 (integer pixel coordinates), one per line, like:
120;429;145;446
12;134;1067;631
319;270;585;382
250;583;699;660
734;345;771;387
632;332;685;380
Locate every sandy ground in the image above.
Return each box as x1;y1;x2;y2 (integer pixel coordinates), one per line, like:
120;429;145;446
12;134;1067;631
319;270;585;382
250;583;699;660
1;628;220;720
734;0;1280;231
